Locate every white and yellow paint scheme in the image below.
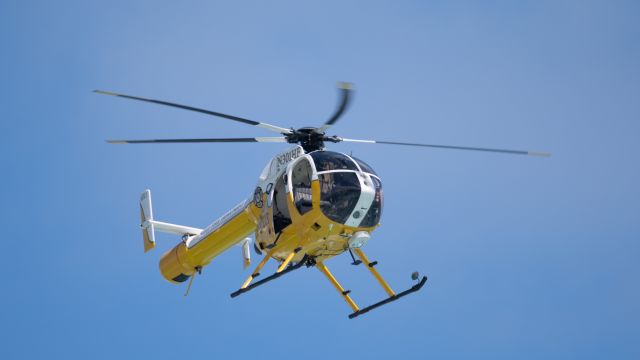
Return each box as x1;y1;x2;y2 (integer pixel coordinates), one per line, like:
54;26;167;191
141;146;424;317
97;82;545;318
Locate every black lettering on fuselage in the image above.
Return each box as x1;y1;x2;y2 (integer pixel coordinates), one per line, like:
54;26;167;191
277;148;301;167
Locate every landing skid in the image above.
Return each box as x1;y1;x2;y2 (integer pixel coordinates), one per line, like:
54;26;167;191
230;255;310;298
229;247;427;319
318;248;428;319
348;276;427;318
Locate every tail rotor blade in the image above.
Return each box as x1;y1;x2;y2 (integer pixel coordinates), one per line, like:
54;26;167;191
94;90;293;135
337;138;551;157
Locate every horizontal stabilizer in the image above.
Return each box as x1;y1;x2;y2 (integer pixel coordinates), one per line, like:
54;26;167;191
139;189;203;253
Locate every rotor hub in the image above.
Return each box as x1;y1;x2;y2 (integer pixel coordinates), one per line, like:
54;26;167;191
287;127;327;152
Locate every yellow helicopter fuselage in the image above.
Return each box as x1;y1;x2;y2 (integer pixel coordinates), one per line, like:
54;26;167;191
156;146;382;283
99;82;543;318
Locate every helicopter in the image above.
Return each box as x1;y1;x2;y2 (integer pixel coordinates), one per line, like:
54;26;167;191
97;82;549;319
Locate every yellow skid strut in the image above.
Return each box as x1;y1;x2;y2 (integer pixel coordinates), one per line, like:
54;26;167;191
230;252;310;298
353;248;396;297
276;247;302;273
316;262;360;312
318;248;428;319
240;249;275;289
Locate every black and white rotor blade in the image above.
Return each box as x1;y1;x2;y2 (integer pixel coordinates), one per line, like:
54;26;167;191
106;137;287;144
94;90;292;135
337;138;551;157
319;82;353;132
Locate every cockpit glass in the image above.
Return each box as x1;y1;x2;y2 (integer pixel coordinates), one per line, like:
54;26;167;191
360;176;383;227
310;151;358;172
351;156;378;176
319;172;361;224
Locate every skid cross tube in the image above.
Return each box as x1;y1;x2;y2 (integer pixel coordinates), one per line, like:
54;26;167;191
230;255;309;298
349;276;428;319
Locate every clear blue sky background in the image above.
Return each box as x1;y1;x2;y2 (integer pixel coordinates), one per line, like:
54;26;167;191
1;1;638;359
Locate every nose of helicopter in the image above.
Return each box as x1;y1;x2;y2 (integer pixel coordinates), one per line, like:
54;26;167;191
307;151;383;228
317;171;383;228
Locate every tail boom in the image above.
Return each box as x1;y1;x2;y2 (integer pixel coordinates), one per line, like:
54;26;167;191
159;199;258;283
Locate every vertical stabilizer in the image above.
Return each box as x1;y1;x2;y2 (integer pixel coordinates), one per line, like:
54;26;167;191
140;189;155;252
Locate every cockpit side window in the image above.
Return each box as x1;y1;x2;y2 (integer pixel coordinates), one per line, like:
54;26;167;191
272;175;291;233
291;159;313;215
310;151;358;172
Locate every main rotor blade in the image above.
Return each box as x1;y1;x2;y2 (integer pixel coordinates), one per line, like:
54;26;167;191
106;137;287;144
94;90;293;135
338;138;551;157
319;82;353;132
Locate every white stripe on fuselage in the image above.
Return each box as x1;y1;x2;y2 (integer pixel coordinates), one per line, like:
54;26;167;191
186;199;250;249
344;171;376;227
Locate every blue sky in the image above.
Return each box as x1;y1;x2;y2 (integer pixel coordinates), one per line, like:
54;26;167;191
1;1;639;359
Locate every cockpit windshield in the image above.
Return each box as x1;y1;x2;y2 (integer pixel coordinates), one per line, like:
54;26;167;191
309;151;358;172
306;151;382;227
318;172;361;224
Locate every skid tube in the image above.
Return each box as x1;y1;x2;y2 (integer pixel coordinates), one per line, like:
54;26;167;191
348;276;428;319
230;255;310;298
